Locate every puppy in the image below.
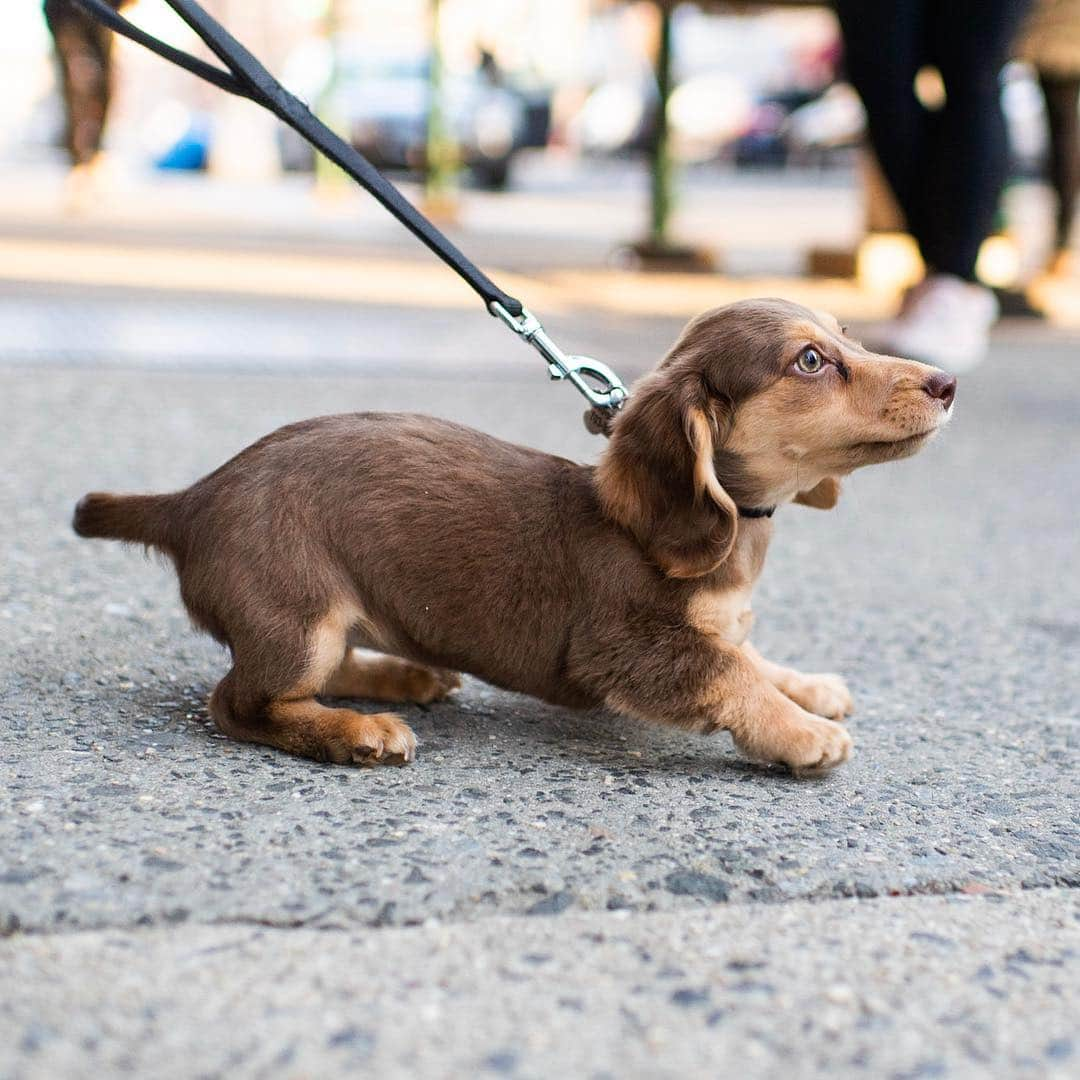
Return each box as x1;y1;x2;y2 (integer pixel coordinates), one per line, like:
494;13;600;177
74;299;955;775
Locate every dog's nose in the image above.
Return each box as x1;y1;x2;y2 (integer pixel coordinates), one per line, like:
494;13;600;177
923;371;957;409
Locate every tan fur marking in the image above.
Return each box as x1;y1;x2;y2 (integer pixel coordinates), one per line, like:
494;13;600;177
794;477;842;510
324;650;461;703
344;605;397;654
292;603;362;698
742;641;854;721
686;408;737;518
727;685;853;775
209;604;420;766
687;585;754;645
607;657;851;774
263;700;417;765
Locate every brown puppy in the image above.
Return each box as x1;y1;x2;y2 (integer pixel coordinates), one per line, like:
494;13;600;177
73;299;955;775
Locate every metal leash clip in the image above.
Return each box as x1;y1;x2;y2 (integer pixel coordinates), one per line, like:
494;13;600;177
489;301;629;413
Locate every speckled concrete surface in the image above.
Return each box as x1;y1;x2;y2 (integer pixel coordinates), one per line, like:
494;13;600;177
2;893;1077;1079
1;300;1079;1076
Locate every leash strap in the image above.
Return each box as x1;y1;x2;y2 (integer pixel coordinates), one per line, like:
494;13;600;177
70;0;629;420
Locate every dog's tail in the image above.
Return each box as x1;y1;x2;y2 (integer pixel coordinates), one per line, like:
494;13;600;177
73;491;181;553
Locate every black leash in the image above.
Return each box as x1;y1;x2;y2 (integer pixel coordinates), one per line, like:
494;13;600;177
71;0;628;426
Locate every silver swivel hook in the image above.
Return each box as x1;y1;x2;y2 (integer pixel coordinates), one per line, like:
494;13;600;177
489;301;629;415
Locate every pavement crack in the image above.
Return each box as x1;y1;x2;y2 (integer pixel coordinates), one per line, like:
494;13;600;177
3;879;1079;942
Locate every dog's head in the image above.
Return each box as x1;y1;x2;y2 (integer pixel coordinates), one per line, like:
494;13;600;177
596;298;956;578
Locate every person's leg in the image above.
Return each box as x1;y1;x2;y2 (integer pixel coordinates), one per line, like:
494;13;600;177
834;0;929;241
922;0;1033;280
43;0;118;167
868;0;1031;371
1039;72;1080;254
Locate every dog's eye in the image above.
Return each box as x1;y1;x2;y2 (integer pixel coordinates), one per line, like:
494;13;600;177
796;347;826;374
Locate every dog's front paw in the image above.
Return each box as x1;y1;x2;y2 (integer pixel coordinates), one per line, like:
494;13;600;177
786;714;853;777
732;697;853;777
783;673;854;721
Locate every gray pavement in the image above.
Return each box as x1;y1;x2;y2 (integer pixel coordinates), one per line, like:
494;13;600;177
2;894;1077;1079
1;286;1079;1078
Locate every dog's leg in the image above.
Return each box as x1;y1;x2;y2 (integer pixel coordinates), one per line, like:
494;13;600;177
741;641;853;721
324;649;461;704
602;630;852;775
208;609;417;766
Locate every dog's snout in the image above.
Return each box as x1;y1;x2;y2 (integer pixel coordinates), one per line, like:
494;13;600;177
923;371;957;409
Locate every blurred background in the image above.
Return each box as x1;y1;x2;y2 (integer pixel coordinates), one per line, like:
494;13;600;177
1;0;1077;376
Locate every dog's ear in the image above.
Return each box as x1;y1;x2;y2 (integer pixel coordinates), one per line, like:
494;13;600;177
794;477;841;510
596;371;738;578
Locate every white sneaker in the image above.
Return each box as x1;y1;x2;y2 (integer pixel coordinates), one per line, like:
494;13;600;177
875;274;999;372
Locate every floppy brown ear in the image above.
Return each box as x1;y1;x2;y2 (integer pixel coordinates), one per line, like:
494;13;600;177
794;477;842;510
596;372;737;578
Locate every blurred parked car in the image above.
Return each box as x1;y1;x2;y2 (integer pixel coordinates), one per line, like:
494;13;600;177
570;4;845;168
279;48;540;189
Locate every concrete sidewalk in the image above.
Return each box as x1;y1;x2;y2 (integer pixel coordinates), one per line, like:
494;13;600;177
0;157;864;276
3;894;1077;1078
1;290;1078;1076
3;159;1078;330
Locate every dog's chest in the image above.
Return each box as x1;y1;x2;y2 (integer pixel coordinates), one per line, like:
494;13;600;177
686;585;754;645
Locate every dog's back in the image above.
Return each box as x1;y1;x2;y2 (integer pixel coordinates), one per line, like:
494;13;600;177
72;413;617;703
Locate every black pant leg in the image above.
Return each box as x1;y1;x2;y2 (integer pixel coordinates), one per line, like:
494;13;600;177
1039;73;1080;251
921;0;1033;279
834;0;929;241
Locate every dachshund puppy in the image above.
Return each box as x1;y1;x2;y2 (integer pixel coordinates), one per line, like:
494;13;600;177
74;299;955;775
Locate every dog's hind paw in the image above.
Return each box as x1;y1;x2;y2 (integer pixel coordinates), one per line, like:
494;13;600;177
414;668;462;705
328;711;418;767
